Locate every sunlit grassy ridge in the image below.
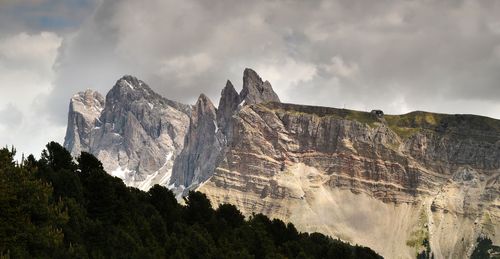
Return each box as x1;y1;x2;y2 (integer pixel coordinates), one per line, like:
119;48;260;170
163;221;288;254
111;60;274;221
264;102;379;127
384;111;444;139
385;111;500;140
264;102;500;141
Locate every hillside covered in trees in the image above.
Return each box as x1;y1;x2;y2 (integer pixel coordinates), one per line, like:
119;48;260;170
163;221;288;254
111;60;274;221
0;142;382;258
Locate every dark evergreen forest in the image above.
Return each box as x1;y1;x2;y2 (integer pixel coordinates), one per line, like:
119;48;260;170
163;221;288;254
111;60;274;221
0;142;382;258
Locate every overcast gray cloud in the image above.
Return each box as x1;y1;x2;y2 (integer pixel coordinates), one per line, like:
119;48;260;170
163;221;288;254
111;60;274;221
0;0;90;157
0;30;63;157
2;0;500;155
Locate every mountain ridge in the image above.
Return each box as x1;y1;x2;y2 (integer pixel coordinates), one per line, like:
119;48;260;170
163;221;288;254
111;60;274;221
64;68;500;259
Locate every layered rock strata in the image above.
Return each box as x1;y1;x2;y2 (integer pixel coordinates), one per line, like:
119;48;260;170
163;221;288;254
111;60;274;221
199;103;500;259
64;69;500;258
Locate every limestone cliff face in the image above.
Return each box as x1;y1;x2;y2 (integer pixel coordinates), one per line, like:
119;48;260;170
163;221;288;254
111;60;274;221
170;94;221;189
199;102;500;259
64;89;104;158
64;69;500;258
216;80;240;136
64;76;191;190
64;69;280;192
240;68;280;105
168;68;281;193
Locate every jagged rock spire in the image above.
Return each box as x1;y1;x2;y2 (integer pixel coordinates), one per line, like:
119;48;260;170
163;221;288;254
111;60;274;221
216;80;240;134
63;89;104;157
64;68;280;193
239;68;280;105
195;93;216;115
106;75;160;105
171;93;221;187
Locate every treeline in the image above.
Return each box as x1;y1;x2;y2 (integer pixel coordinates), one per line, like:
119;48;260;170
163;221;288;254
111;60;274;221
0;142;382;258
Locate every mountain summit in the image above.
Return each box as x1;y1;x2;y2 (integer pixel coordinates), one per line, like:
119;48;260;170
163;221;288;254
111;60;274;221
64;75;191;190
240;68;280;105
64;69;500;259
64;89;104;158
63;69;279;192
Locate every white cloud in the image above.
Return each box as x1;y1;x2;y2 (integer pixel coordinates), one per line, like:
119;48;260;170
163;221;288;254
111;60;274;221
0;32;60;67
0;31;64;157
322;56;359;79
159;53;214;80
0;32;61;110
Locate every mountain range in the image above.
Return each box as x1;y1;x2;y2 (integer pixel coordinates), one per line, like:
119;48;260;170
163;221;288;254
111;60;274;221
64;69;500;259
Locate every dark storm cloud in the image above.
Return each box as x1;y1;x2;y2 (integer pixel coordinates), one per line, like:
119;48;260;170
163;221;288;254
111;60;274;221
40;0;500;126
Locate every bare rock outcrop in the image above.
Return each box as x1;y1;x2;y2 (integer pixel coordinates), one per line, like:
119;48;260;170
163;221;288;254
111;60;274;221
64;76;191;190
216;80;240;136
240;68;280;105
170;94;221;190
64;69;499;258
169;68;281;190
64;69;281;192
64;89;104;158
199;102;500;259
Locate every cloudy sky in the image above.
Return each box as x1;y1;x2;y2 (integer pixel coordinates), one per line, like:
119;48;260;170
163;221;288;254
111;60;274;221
1;0;500;157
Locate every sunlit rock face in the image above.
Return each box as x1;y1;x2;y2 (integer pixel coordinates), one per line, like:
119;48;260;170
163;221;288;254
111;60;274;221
64;76;191;190
168;68;282;195
63;68;282;192
64;69;499;259
199;102;500;259
64;89;105;158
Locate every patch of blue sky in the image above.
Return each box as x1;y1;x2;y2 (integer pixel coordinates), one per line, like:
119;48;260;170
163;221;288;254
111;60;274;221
0;0;98;32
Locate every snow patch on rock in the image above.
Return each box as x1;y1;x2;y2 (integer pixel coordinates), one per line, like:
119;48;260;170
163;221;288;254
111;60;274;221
111;166;133;180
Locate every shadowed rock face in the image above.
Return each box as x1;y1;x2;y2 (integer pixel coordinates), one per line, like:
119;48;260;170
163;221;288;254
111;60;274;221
216;80;240;136
64;69;499;259
170;94;221;188
168;69;282;194
240;68;280;105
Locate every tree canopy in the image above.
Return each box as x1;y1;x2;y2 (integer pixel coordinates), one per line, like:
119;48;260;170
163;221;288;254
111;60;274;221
0;142;382;259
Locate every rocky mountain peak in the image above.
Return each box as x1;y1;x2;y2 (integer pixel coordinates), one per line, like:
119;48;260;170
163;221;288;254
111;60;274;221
195;93;215;110
64;75;192;191
69;89;104;111
216;80;240;134
171;92;220;189
64;69;500;259
193;94;217;123
240;68;280;105
64;89;104;157
106;75;160;105
219;80;239;105
107;75;192;115
114;75;146;92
